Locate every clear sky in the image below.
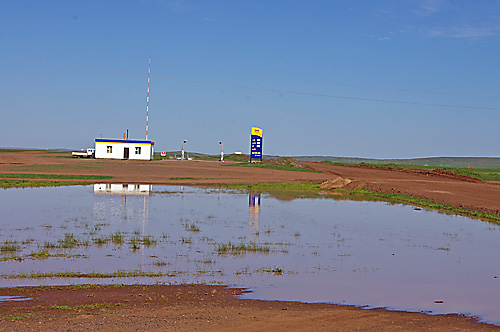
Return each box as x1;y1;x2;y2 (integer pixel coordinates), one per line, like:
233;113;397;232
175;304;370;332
1;0;499;158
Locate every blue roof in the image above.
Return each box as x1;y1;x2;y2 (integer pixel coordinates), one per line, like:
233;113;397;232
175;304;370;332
95;138;154;144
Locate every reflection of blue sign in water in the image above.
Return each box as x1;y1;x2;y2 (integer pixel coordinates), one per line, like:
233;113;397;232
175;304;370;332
249;193;261;237
250;127;263;162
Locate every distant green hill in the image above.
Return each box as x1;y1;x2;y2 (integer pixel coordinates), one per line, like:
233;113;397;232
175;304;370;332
290;156;500;169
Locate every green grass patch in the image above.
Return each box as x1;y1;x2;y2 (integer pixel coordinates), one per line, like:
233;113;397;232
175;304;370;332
44;242;57;249
111;232;124;244
217;242;270;254
129;235;157;249
335;189;500;224
0;179;90;189
1;241;19;252
154;260;168;267
169;177;198;180
228;163;319;173
50;303;106;311
0;173;113;180
205;182;320;193
1;270;165;279
52;305;71;310
0;149;32;152
69;284;102;290
200;182;322;201
92;236;109;245
259;267;283;275
58;233;80;249
0;254;22;262
27;250;51;259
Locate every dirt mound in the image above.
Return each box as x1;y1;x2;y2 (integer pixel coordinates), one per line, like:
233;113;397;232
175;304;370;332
266;157;308;169
320;177;370;191
320;177;352;189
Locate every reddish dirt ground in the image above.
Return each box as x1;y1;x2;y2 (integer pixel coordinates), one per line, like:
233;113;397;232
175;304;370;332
303;162;500;217
1;150;500;331
1;285;499;332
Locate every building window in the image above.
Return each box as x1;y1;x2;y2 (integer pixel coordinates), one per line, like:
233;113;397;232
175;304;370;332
107;146;112;153
135;147;141;154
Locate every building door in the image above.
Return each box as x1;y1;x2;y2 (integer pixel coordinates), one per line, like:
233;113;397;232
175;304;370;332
123;148;129;159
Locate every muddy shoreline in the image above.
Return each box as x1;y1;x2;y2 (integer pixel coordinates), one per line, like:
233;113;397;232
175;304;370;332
1;285;499;331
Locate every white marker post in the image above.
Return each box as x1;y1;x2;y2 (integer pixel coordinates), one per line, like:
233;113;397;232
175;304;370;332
219;141;224;162
181;140;187;160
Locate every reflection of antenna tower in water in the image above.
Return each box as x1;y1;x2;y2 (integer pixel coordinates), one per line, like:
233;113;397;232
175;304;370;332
249;194;261;238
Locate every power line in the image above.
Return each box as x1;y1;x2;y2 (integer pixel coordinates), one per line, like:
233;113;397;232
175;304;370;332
3;39;499;100
2;55;500;111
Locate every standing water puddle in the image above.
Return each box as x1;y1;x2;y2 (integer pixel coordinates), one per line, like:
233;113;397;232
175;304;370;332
0;185;499;324
0;296;32;302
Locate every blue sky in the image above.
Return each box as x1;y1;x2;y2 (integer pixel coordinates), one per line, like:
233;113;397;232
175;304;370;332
1;0;499;158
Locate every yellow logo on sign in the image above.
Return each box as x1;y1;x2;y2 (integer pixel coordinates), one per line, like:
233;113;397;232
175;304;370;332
251;127;263;137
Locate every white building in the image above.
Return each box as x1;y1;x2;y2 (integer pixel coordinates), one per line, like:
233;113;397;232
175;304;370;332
94;139;154;160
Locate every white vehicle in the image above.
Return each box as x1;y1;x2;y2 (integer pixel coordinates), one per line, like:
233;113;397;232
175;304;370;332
72;148;95;158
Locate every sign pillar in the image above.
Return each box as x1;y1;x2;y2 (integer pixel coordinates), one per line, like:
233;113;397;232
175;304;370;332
250;127;263;163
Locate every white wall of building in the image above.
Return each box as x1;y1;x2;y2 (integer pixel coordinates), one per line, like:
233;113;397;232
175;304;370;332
94;139;154;160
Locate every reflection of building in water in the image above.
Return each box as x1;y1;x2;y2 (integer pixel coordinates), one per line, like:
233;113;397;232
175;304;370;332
249;193;261;238
93;184;152;196
93;184;152;272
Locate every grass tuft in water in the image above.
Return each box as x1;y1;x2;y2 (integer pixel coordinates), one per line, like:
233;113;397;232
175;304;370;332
1;242;18;252
181;237;192;244
259;267;284;275
58;233;79;248
27;250;51;259
153;260;168;267
185;223;200;232
44;242;56;249
92;236;109;245
217;242;270;254
129;235;157;249
111;232;124;244
0;254;23;262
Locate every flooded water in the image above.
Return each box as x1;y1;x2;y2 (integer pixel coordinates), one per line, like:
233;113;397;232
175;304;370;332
0;295;32;302
0;185;499;324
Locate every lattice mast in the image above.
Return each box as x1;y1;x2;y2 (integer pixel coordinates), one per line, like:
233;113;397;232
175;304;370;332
145;56;151;140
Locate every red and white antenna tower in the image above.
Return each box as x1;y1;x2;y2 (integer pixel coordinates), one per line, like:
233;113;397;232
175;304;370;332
145;56;151;140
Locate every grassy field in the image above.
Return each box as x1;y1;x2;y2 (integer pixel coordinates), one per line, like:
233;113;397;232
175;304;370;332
0;173;113;180
0;173;113;189
295;156;500;169
0;180;91;189
227;162;320;173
